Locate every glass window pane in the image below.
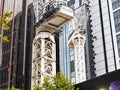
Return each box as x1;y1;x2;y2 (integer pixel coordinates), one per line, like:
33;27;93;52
116;34;120;57
70;61;75;72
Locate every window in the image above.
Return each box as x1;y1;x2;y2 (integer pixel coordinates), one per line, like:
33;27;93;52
70;61;75;72
112;0;120;10
43;0;45;3
70;50;74;55
70;55;74;61
113;10;120;33
116;34;120;57
79;0;82;7
71;77;75;84
67;0;75;7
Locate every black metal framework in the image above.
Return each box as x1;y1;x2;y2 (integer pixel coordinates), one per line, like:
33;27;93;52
98;0;108;73
86;15;96;79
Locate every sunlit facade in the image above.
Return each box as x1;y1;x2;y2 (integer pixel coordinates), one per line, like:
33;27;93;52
1;0;120;90
59;0;120;86
87;0;120;77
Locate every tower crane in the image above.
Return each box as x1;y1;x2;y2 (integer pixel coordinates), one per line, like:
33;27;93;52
32;0;73;89
32;0;91;89
68;0;91;83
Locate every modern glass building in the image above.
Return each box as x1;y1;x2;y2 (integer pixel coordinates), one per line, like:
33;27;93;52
77;0;120;89
110;0;120;65
89;0;120;76
1;0;120;90
0;0;34;89
59;0;120;89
